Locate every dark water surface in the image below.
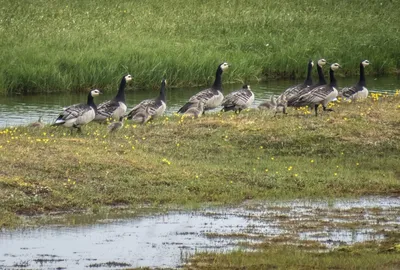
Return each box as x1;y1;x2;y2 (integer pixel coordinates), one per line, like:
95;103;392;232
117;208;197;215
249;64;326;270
0;196;399;269
0;76;398;128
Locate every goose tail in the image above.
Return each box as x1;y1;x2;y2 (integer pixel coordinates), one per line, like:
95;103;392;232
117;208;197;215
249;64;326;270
177;102;193;114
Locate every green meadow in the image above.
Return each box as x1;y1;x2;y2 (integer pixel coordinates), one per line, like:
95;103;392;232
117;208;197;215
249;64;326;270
0;0;399;94
1;94;399;228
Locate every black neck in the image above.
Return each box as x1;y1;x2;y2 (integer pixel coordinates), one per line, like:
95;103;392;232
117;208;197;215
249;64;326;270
329;68;337;87
212;66;223;90
115;77;126;102
358;63;366;86
158;81;166;102
304;62;313;85
87;92;97;111
317;64;326;85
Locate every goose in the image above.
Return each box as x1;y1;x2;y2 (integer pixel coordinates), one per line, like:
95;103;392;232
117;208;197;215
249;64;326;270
339;60;370;101
126;79;167;123
183;100;206;118
287;58;328;107
221;84;254;113
258;95;287;116
52;89;101;133
29;116;45;128
293;63;341;116
94;74;132;122
108;116;124;133
279;59;314;101
177;62;229;114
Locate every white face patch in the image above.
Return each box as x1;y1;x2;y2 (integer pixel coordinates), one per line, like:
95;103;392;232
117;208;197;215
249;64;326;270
220;62;229;71
311;61;314;67
125;74;133;82
91;89;101;96
362;60;370;67
318;59;327;66
331;63;341;70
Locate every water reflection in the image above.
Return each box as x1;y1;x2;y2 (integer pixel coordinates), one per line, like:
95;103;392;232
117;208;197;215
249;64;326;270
0;196;399;269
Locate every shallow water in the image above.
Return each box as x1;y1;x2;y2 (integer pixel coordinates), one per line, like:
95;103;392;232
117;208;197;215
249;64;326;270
0;76;398;128
1;196;399;269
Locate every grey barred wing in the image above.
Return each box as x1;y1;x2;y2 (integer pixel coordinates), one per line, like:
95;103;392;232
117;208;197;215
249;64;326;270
340;86;358;98
189;89;215;102
97;100;120;118
61;103;91;121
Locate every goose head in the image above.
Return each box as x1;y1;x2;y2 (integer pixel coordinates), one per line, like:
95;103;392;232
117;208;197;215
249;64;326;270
161;79;167;86
317;59;328;67
90;89;102;97
361;60;370;67
330;63;341;71
124;74;133;83
219;62;229;72
242;84;251;90
309;59;314;68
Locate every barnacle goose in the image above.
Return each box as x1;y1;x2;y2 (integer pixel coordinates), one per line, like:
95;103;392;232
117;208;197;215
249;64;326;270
52;89;101;133
94;74;132;122
279;59;314;101
221;84;254;113
293;63;341;116
178;62;229;114
126;79;167;123
339;60;370;101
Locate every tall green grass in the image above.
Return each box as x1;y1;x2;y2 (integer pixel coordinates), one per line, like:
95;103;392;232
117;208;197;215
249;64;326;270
0;0;399;94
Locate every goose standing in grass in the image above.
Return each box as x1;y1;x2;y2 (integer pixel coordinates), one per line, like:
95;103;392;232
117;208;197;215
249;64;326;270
177;62;229;114
94;74;132;122
293;63;341;116
279;59;314;101
339;60;370;101
126;79;167;124
108;116;124;133
183;100;206;118
29;116;45;128
287;58;328;107
52;89;101;133
258;95;287;116
221;84;254;113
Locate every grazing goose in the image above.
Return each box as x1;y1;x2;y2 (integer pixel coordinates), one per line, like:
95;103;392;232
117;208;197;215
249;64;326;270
126;79;167;123
108;116;124;133
339;60;370;101
94;74;132;122
52;89;101;133
29;116;45;128
294;63;341;116
221;84;254;113
287;58;328;107
177;62;229;114
279;59;314;101
183;100;206;118
258;95;287;116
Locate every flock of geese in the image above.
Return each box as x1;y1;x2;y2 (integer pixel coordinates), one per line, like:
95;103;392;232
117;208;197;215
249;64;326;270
48;59;370;133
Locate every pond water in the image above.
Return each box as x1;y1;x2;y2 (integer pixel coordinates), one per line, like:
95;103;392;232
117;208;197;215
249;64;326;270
0;196;399;269
0;76;398;128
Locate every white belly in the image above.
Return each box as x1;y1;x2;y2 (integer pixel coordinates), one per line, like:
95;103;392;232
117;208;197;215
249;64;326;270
323;87;338;106
205;91;224;110
154;101;167;117
352;87;369;100
112;102;127;120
